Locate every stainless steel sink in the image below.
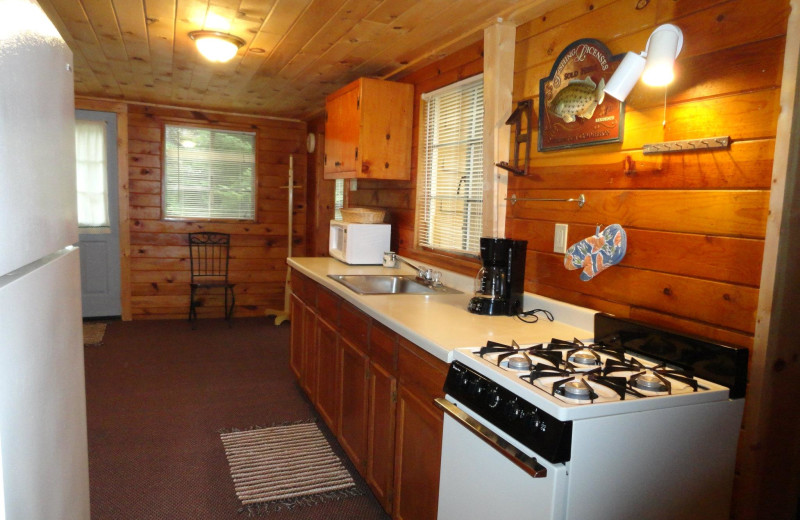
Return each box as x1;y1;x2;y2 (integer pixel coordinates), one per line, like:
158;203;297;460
327;274;462;295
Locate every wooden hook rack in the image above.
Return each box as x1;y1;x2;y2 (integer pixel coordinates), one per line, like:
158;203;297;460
642;136;730;155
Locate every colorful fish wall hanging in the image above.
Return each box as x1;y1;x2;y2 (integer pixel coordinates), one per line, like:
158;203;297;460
538;39;626;152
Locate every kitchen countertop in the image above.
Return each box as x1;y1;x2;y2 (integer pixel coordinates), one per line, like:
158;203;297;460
288;257;597;363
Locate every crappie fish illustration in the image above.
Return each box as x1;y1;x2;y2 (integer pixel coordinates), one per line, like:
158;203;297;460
548;76;605;123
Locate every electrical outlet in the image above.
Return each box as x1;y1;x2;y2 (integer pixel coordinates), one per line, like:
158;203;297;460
350;179;358;191
554;223;568;254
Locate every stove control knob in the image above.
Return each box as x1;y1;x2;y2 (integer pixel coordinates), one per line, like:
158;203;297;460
525;411;542;432
486;386;501;408
458;372;473;391
503;398;521;420
469;378;485;397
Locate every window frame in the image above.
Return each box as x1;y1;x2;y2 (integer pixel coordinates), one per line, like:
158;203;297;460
415;74;485;259
161;121;258;223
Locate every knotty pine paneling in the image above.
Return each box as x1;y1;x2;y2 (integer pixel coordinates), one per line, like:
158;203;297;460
126;104;306;320
506;0;786;347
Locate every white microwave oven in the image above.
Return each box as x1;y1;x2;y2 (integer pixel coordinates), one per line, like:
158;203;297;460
329;220;391;265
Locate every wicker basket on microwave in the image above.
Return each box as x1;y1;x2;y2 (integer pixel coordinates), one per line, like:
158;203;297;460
340;207;386;223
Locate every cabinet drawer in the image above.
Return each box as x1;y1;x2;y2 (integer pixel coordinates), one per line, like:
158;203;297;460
397;337;447;399
291;271;316;304
317;286;341;325
369;322;397;373
340;301;369;346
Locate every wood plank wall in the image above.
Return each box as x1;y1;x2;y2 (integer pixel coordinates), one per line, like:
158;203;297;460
126;104;307;319
346;1;790;518
507;0;788;353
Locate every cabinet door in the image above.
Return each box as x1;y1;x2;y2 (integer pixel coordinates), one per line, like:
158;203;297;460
368;360;397;514
315;317;340;433
323;86;359;177
289;294;304;379
300;304;318;398
393;385;443;520
339;336;370;475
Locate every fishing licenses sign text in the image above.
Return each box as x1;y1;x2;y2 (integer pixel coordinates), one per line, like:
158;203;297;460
539;39;625;152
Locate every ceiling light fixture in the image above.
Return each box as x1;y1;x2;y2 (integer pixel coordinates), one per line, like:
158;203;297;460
604;24;684;102
189;31;245;63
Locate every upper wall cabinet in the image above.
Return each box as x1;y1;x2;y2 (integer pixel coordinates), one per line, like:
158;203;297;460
324;78;414;180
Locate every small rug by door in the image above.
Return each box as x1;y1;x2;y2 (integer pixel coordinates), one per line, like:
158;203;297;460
83;322;107;346
220;421;362;513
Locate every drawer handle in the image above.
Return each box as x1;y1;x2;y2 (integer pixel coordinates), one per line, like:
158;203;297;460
434;397;548;478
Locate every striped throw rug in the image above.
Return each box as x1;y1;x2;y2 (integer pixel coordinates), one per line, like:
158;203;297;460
220;421;361;512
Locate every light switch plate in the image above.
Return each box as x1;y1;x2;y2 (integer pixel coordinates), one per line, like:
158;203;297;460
350;179;358;191
554;223;568;254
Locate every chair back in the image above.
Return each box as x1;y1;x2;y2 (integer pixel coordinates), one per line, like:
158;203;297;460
189;232;231;283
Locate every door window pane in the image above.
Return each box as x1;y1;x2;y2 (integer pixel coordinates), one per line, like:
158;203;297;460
75;120;109;227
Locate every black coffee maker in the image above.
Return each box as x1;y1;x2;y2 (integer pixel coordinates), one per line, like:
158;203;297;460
467;237;527;316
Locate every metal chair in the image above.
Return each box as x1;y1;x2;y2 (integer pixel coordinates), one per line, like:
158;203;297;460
188;232;235;326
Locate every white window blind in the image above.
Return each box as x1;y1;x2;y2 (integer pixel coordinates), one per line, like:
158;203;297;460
418;75;484;255
75;119;110;227
164;125;256;220
334;179;345;220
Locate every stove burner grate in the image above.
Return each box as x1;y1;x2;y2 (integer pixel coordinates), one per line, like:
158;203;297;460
604;358;698;395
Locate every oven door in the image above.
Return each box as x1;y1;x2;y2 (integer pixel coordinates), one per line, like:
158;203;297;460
435;397;568;520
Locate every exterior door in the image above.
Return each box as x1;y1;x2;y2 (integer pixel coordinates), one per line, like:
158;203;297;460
75;109;121;317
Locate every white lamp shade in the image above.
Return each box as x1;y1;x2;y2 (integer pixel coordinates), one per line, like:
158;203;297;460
642;24;684;86
189;31;245;63
195;36;239;62
603;51;646;102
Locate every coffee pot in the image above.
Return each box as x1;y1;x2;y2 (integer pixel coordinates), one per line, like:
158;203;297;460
467;237;527;316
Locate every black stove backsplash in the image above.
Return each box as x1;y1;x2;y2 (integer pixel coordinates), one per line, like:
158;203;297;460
593;313;749;399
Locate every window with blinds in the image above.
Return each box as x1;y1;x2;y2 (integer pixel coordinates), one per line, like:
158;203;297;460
417;75;484;255
163;125;256;220
334;179;345;220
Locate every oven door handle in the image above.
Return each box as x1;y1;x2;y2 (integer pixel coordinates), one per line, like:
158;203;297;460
434;398;548;478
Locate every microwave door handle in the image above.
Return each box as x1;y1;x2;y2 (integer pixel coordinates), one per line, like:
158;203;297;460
434;398;548;478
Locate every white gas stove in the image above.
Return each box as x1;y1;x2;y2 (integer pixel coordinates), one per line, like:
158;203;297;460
436;313;748;520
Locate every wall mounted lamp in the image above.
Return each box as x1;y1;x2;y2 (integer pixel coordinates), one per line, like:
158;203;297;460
604;24;684;102
189;31;245;63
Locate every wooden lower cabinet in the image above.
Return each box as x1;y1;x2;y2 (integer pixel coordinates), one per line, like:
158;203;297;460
393;384;443;520
289;278;445;519
315;317;340;432
367;360;397;513
339;337;370;474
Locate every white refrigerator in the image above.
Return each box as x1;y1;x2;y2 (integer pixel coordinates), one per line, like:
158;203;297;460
0;1;90;519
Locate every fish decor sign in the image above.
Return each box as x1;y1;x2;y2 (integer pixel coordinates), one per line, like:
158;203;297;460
539;39;626;152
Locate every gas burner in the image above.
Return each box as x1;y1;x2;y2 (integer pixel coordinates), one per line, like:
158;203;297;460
631;372;669;392
567;348;602;367
605;357;699;396
561;379;595;400
477;340;562;371
506;355;532;371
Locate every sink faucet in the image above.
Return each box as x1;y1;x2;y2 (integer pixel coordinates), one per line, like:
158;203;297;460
391;255;442;286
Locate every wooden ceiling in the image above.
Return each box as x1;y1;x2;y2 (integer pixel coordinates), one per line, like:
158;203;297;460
38;0;556;120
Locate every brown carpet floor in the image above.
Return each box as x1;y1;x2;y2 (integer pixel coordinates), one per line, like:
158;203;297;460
84;317;391;520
